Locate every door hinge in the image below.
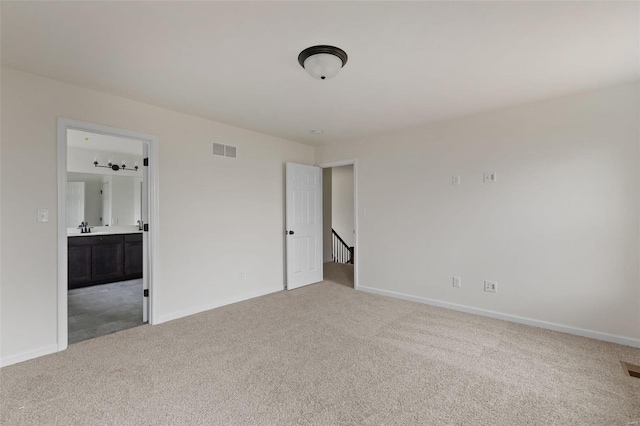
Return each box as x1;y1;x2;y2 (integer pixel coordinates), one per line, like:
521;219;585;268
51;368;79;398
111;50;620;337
143;223;149;232
143;289;149;297
143;158;149;167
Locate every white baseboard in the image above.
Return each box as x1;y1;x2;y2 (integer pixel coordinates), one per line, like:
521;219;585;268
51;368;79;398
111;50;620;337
156;284;284;324
0;344;59;368
358;286;640;348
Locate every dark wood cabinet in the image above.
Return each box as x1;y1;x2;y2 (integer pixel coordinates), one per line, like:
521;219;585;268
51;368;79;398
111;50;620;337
68;233;142;289
91;235;124;282
68;244;92;286
124;234;143;276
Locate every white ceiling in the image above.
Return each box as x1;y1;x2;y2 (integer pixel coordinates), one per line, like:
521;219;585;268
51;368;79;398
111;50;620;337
68;129;143;156
2;2;638;146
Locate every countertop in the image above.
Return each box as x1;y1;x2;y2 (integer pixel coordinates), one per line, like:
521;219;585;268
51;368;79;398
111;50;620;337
68;229;143;237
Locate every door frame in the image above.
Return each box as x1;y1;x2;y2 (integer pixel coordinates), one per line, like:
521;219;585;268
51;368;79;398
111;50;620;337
318;159;359;290
57;118;160;351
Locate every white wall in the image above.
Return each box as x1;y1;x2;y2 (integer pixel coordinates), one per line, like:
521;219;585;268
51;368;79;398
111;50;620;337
331;165;354;247
0;67;314;365
317;82;640;345
323;168;333;262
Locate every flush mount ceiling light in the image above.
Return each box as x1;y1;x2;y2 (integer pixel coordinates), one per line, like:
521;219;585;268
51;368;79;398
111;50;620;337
298;45;348;80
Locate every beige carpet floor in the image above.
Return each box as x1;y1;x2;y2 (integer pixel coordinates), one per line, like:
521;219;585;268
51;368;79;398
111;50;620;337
2;266;639;425
323;261;354;288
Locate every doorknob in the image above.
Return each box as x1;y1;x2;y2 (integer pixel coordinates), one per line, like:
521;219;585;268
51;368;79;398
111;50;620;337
288;230;295;235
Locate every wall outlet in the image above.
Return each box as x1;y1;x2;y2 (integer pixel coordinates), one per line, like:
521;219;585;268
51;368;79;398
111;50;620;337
239;272;244;280
483;172;497;183
452;175;460;185
452;276;461;288
484;280;498;293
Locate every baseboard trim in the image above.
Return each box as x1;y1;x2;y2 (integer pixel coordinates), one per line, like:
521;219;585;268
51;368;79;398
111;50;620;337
358;286;640;348
0;344;59;368
156;285;284;324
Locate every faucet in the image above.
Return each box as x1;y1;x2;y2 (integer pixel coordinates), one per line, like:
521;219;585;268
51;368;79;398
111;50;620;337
78;221;91;234
137;220;143;231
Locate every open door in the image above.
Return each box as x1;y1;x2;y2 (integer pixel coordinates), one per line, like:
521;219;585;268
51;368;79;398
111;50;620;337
141;145;149;322
286;162;323;290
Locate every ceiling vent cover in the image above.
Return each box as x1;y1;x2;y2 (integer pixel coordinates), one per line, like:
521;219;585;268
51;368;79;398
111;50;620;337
225;145;237;158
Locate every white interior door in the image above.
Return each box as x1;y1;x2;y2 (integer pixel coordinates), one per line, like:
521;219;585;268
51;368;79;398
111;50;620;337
286;162;323;290
142;144;149;322
101;181;111;226
66;182;85;227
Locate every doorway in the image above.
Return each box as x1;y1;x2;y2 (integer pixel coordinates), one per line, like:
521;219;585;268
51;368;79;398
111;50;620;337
57;119;159;351
321;160;358;289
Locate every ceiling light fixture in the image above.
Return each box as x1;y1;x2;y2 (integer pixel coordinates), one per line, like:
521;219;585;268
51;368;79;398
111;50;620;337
298;45;348;80
311;129;324;135
93;159;139;172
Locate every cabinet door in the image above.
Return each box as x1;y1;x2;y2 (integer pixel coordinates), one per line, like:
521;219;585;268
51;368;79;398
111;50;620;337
91;236;124;281
68;244;92;288
124;241;143;277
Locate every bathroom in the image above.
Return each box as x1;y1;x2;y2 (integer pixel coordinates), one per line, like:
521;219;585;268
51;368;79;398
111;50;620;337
66;128;147;344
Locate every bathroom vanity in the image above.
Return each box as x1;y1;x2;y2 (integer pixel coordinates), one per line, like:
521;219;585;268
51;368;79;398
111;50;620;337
68;231;143;289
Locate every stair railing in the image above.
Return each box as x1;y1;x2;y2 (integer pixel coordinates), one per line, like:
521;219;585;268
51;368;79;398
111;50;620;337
332;229;354;264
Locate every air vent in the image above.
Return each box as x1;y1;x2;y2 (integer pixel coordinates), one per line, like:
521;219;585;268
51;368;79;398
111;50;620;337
211;142;225;156
621;361;640;378
212;142;237;158
225;145;237;158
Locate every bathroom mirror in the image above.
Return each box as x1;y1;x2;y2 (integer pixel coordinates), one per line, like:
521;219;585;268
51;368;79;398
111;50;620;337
67;172;142;228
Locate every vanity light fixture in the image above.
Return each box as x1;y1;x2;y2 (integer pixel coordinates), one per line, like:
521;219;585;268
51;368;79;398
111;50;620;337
298;45;348;80
93;160;139;172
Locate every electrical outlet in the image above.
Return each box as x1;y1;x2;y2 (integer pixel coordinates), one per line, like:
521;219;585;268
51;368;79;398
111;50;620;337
483;172;497;183
452;276;461;288
484;280;498;293
452;175;460;185
239;272;244;280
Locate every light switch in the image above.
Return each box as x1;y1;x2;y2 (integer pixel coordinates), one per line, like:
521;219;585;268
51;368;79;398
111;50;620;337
37;209;49;223
452;175;460;185
483;172;497;183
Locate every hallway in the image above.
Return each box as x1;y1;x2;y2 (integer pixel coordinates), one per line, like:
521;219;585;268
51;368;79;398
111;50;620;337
323;262;354;288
